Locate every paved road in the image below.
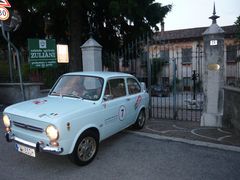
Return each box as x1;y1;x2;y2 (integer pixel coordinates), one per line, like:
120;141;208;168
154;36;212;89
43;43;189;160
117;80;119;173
1;116;240;180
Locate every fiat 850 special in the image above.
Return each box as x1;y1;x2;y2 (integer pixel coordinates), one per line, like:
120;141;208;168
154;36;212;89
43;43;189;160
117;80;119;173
3;71;149;166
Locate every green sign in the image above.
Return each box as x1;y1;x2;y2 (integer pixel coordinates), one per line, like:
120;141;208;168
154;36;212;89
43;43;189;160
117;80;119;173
28;39;57;69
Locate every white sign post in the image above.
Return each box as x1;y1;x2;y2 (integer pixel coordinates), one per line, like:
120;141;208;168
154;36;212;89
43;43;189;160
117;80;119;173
0;1;25;100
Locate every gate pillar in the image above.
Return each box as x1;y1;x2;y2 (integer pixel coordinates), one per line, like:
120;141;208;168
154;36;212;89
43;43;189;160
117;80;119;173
201;5;225;127
81;37;102;71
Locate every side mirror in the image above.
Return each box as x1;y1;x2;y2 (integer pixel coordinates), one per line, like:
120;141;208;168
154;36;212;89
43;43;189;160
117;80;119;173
140;82;147;92
103;94;113;101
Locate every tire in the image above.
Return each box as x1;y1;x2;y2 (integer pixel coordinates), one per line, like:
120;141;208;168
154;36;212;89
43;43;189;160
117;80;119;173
134;109;146;129
69;130;99;166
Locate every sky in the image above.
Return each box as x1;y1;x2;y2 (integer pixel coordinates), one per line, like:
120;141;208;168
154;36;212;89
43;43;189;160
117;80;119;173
156;0;240;30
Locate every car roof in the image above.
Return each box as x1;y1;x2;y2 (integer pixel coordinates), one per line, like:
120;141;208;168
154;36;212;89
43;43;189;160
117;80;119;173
64;71;134;79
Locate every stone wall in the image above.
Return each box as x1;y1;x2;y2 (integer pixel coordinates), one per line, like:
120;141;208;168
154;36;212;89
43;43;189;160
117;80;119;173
223;86;240;133
0;83;47;105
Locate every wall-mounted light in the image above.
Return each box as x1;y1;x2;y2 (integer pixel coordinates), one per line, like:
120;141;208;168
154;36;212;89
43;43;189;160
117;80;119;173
57;44;69;63
208;63;220;71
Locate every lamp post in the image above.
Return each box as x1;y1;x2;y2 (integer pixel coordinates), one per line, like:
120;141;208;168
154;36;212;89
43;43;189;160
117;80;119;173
192;70;199;100
43;13;53;39
0;20;13;82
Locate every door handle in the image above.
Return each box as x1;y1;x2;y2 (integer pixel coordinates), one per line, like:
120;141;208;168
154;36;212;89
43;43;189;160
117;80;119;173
126;98;131;101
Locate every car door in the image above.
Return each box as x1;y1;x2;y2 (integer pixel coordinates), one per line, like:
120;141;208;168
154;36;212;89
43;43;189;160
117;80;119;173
100;78;128;138
125;77;142;125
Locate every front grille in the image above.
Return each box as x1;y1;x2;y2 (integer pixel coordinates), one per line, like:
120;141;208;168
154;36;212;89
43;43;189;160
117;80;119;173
13;121;44;133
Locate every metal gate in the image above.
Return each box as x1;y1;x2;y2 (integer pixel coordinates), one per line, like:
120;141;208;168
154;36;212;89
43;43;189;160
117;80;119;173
105;33;204;121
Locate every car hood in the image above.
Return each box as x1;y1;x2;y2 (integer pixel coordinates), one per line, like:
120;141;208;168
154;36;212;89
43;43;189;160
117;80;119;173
4;96;96;122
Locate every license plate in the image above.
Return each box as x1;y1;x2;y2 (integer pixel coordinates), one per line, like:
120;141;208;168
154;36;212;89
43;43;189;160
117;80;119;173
16;144;36;157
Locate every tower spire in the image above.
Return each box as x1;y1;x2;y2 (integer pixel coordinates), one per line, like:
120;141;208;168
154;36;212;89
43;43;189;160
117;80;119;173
209;2;219;24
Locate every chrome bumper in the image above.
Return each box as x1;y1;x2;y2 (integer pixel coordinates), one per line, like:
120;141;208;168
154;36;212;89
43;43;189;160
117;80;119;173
5;132;63;154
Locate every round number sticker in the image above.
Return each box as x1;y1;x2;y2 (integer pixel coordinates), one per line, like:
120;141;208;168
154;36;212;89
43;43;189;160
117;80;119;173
0;7;9;21
119;105;126;121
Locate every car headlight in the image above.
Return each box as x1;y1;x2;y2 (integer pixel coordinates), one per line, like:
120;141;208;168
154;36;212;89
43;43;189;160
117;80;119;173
3;115;11;128
45;125;59;141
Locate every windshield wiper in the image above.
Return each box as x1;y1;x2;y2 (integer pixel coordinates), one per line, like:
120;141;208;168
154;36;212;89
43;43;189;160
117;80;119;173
61;93;83;100
50;91;84;100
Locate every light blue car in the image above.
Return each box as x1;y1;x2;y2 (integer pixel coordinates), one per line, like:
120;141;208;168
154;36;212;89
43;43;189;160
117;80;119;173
3;72;149;166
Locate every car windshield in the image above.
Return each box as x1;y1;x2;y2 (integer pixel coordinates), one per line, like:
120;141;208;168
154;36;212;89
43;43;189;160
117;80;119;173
50;75;104;101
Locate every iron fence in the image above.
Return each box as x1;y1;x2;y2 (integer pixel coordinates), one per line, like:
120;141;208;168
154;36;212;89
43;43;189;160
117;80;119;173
105;33;240;121
1;33;240;121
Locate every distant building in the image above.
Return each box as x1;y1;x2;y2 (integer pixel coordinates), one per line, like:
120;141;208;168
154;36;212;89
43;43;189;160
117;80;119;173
144;24;240;90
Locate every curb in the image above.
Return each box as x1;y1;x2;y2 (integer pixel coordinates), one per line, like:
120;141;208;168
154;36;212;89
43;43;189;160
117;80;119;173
128;130;240;153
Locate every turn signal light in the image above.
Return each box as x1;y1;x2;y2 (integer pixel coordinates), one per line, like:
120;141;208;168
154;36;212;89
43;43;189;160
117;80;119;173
50;141;59;147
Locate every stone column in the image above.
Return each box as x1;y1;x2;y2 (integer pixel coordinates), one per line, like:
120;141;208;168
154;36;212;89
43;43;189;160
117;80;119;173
200;5;225;127
81;37;102;71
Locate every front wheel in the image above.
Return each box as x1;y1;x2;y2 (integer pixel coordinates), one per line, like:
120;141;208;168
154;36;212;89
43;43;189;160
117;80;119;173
69;131;99;166
134;110;146;129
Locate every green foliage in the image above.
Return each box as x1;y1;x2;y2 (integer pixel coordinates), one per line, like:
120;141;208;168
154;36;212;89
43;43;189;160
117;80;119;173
146;3;171;31
151;58;167;84
196;80;203;92
109;1;120;16
40;64;68;88
41;68;57;88
20;63;67;88
0;61;9;82
235;15;240;40
5;0;171;72
9;0;171;48
22;63;30;81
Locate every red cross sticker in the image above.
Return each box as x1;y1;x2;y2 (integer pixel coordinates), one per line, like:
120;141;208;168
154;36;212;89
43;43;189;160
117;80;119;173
0;0;11;8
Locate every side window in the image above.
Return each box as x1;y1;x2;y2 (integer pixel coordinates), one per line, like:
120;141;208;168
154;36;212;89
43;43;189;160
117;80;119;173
104;79;126;99
127;78;141;95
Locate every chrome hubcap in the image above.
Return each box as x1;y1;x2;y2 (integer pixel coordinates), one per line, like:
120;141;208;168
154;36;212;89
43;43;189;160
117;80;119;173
77;137;96;162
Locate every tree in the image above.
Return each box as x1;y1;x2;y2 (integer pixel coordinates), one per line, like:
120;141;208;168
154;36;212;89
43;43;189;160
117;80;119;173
6;0;171;71
235;15;240;40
